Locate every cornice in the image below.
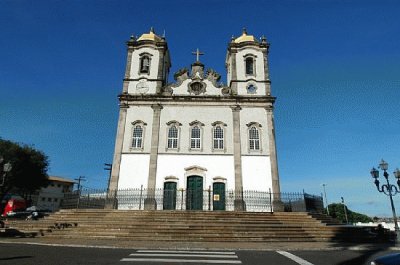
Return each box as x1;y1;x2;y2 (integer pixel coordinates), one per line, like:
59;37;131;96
118;94;276;106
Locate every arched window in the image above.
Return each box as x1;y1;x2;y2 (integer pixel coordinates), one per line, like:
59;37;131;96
249;126;260;150
168;125;178;149
140;55;150;74
213;126;224;150
191;126;201;149
132;125;143;149
245;57;254;75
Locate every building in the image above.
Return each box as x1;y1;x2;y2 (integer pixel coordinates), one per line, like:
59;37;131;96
108;28;281;211
32;176;74;212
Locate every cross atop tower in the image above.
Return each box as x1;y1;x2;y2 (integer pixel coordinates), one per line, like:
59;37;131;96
192;48;204;62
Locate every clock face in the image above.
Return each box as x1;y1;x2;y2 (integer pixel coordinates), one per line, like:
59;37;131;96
136;81;149;94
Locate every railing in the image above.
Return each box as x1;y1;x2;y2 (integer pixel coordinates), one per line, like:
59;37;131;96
60;188;323;213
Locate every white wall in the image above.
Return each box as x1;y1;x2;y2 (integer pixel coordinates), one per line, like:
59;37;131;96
118;154;150;189
123;106;154;153
118;153;273;193
242;156;272;192
240;107;270;155
156;154;235;190
158;105;234;154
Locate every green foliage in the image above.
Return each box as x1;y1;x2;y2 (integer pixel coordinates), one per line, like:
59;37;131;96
0;138;49;200
326;203;373;223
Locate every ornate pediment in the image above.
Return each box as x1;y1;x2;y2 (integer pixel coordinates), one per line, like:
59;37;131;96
162;61;230;96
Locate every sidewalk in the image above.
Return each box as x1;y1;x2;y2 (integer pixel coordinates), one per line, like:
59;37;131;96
0;237;396;251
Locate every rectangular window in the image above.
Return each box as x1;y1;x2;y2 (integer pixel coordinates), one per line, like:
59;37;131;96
213;126;224;150
132;125;143;149
167;126;179;149
191;126;201;149
249;127;260;151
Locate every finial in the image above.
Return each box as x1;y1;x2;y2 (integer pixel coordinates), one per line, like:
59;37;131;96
162;29;166;38
127;35;136;44
242;27;247;35
150;27;154;33
261;35;266;43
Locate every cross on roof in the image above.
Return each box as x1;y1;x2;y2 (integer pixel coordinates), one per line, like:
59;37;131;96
192;48;204;62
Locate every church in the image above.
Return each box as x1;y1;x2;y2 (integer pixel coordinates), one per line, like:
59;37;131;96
108;28;281;212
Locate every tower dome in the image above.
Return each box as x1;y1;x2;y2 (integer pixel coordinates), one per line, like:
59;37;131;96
233;28;257;43
137;27;164;42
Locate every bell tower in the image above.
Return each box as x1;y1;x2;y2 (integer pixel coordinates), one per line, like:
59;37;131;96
124;28;171;95
225;29;271;96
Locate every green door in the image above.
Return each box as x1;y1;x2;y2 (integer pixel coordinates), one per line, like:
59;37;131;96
213;182;226;210
186;176;203;210
163;182;177;210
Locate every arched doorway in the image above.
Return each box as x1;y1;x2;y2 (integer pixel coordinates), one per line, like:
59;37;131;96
186;176;203;210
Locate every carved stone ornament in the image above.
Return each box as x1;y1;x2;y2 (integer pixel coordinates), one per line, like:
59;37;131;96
205;68;222;87
188;80;206;95
173;68;189;84
221;86;232;95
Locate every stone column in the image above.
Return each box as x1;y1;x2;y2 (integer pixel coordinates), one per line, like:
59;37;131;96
107;103;129;209
231;105;245;211
144;104;163;210
265;105;283;211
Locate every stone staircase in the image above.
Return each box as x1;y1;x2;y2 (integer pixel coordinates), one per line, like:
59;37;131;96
3;209;376;243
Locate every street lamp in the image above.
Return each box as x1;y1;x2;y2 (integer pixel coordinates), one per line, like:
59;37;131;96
322;184;329;215
370;159;400;242
0;156;12;186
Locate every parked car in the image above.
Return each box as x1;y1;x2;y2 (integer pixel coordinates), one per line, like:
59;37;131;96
371;253;400;265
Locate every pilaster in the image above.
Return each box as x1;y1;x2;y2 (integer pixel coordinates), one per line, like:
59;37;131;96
156;49;165;92
107;103;129;209
122;47;134;93
231;105;246;211
230;50;238;95
144;104;163;210
265;105;283;211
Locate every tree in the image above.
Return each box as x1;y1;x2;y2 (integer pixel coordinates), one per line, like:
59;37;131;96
326;203;373;223
0;139;49;210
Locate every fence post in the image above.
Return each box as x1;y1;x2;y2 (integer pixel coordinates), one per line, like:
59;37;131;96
269;188;273;213
208;186;211;211
139;185;143;210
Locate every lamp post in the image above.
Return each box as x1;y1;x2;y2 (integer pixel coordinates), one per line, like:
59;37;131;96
322;184;329;215
0;156;12;186
341;196;349;224
370;159;400;242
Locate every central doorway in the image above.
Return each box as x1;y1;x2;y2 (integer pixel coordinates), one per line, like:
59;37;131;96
186;176;203;210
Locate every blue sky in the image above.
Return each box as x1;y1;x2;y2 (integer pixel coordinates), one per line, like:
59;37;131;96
1;0;399;217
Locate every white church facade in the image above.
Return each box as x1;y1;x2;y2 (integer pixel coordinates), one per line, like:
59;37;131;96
108;29;281;211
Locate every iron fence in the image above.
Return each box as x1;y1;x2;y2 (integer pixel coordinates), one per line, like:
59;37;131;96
61;188;323;213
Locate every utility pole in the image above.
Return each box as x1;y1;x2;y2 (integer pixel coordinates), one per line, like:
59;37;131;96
104;163;112;191
74;176;86;191
341;196;349;224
